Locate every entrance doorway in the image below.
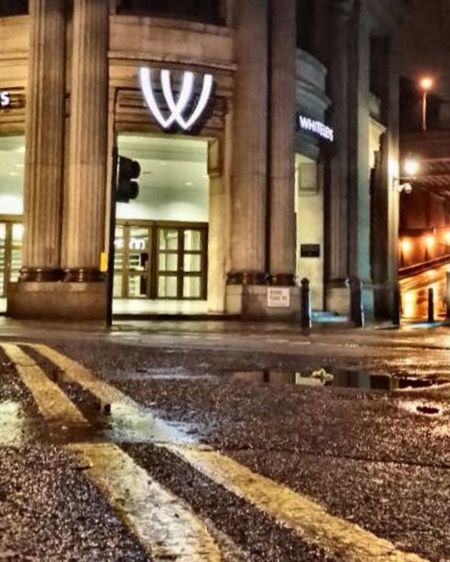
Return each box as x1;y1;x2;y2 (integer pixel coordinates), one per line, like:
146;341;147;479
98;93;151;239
112;134;210;315
114;220;208;300
0;217;22;306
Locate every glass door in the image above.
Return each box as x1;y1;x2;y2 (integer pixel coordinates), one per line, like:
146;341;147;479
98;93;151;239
0;223;6;297
156;225;207;299
127;225;151;298
114;221;207;301
10;223;22;284
0;219;23;297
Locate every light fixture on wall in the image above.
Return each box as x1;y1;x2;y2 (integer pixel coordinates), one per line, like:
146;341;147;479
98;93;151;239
393;157;420;193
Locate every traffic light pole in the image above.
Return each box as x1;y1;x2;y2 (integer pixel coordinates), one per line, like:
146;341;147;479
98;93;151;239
106;144;118;327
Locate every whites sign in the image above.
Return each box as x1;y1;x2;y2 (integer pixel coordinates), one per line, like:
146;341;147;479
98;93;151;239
0;91;11;108
140;67;214;132
297;113;334;142
267;287;291;309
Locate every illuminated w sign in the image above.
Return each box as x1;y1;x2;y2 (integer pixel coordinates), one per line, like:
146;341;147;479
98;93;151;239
139;68;214;132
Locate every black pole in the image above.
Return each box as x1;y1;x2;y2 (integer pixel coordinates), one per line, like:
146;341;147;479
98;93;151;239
427;287;435;324
300;278;312;329
106;144;118;328
392;281;401;327
349;277;365;328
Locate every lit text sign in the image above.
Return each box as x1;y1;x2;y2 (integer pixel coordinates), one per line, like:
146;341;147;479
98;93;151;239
140;67;214;132
0;91;11;108
297;113;334;142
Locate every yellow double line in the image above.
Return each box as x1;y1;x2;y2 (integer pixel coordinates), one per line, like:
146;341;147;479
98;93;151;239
1;343;428;562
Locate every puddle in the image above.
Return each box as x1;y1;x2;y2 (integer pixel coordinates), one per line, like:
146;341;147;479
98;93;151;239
223;369;449;391
0;401;26;445
399;400;444;417
98;402;197;444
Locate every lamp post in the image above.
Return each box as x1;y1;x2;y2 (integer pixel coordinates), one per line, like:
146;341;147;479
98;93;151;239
419;77;433;132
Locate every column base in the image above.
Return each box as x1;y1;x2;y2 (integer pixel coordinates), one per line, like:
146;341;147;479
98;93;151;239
325;279;375;320
226;285;300;321
373;281;396;321
7;281;106;321
325;281;350;316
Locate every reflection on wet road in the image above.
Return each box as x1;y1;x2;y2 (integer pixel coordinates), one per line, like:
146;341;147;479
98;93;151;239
400;264;448;321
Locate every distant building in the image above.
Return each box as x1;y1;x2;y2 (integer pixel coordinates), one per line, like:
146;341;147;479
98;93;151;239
0;0;410;321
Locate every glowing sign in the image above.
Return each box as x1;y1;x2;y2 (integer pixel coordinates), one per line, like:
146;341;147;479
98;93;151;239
0;91;11;108
140;68;214;132
297;113;334;142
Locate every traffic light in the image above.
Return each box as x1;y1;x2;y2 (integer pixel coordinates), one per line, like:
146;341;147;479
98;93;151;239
116;156;141;203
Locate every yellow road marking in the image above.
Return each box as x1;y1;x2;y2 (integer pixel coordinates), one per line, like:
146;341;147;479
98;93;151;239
1;344;88;426
168;445;428;562
29;344;134;405
22;344;429;562
68;442;222;562
28;343;185;443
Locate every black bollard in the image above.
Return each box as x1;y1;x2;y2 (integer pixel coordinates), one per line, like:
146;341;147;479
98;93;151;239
348;277;365;328
392;282;401;327
428;287;435;323
300;278;312;329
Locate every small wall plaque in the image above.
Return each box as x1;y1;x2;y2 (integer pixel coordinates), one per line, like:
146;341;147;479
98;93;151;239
300;244;321;258
267;287;290;308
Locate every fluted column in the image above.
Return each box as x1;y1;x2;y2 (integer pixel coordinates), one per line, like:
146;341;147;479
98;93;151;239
372;36;400;319
21;0;65;281
268;0;296;286
228;0;268;285
326;0;353;283
62;0;109;281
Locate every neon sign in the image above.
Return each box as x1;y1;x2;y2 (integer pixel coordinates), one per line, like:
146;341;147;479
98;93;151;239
297;113;334;142
140;68;214;132
0;91;11;108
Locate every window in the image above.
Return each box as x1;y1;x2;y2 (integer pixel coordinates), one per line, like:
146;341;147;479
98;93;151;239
296;0;314;52
0;0;28;16
117;0;223;25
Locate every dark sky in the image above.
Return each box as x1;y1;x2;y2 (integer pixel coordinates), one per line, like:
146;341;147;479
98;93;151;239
400;0;450;104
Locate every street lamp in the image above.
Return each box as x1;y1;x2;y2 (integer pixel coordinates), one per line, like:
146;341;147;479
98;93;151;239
419;77;434;132
393;157;420;193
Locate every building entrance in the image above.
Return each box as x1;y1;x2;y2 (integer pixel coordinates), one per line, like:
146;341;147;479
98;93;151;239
114;220;208;301
112;134;210;314
0;216;22;300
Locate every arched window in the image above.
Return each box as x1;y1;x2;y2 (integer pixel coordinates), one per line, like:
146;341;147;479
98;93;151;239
117;0;223;25
0;0;28;15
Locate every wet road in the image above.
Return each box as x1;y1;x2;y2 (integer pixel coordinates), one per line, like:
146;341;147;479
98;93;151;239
400;264;448;322
0;332;449;561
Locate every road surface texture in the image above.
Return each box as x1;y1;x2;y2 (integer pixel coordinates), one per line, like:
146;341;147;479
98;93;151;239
0;318;449;561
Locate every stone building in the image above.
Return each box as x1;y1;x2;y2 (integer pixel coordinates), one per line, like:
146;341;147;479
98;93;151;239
0;0;409;321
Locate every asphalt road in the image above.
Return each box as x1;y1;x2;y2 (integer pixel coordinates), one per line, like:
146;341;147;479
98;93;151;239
0;325;449;561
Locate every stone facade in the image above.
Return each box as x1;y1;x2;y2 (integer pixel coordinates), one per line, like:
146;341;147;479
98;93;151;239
0;0;409;321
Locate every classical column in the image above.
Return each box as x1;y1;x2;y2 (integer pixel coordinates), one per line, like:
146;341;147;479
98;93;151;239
227;0;268;285
325;0;353;314
347;2;373;316
20;0;65;281
62;0;109;281
268;0;296;286
372;36;401;319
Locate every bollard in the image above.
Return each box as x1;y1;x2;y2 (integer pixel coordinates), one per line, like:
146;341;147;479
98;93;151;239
392;282;401;327
348;277;365;328
428;287;435;323
300;278;312;329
